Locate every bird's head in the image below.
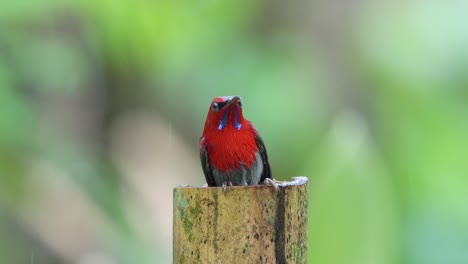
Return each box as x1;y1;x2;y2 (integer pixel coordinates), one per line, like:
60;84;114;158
204;96;245;131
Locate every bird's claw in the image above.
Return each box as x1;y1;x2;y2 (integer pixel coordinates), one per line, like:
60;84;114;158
222;182;234;192
263;178;281;191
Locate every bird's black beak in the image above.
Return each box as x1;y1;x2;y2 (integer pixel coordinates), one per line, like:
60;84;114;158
225;96;241;107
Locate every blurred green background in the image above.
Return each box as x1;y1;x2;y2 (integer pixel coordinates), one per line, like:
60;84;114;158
1;0;468;263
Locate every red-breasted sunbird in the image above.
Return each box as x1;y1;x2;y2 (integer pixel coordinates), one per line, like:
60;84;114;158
199;96;272;188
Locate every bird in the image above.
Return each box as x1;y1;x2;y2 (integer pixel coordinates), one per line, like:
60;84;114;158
199;96;274;190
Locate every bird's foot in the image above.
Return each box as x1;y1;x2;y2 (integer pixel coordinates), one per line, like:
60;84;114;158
222;182;234;192
263;178;282;191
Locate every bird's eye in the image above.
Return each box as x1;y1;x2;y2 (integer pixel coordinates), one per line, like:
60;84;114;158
211;102;220;112
237;101;242;108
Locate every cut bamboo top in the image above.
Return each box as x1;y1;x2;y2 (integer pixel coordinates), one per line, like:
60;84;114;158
173;177;308;264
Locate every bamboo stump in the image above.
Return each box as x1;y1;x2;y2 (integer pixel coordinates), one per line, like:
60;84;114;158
173;177;308;264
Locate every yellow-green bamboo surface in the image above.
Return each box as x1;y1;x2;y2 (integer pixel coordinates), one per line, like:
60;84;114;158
173;177;308;264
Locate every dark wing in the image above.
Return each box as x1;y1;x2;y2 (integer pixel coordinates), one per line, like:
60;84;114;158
255;134;272;183
200;140;216;187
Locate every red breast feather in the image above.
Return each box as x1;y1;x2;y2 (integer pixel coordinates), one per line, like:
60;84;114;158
203;121;259;173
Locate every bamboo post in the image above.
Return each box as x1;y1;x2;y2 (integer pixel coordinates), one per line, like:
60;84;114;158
173;177;308;264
